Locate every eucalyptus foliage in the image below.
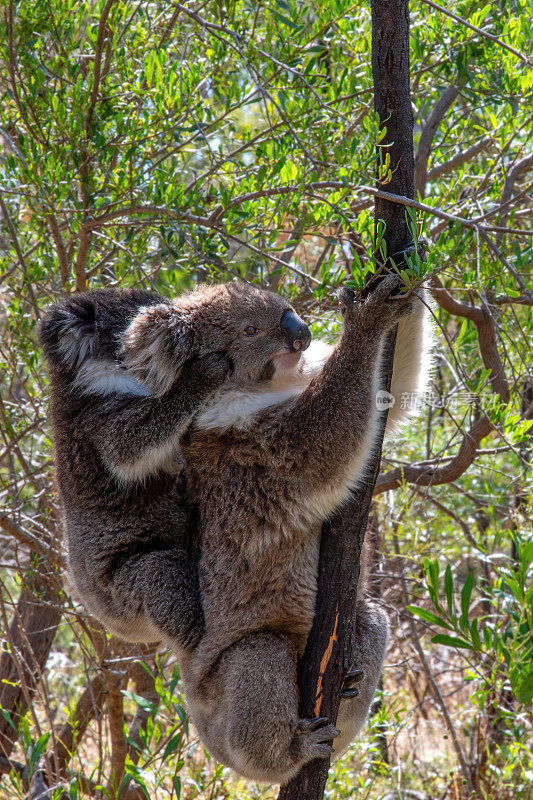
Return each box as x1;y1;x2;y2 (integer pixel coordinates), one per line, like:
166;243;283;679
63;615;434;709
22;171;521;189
0;1;531;798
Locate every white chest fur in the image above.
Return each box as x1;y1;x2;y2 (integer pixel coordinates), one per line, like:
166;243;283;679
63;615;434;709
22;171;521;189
194;340;332;432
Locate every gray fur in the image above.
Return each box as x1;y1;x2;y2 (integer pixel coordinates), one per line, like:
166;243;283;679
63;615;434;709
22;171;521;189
125;278;430;783
39;288;231;652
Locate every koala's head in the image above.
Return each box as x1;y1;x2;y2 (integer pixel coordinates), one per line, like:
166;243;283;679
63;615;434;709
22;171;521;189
122;282;312;393
39;288;164;373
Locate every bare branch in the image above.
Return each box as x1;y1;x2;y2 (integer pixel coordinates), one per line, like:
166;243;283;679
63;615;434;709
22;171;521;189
496;153;533;245
106;671;127;795
430;276;510;401
46;215;70;288
426;137;492;182
55;673;107;775
74;225;91;292
0;514;65;569
0;190;40;317
392;532;474;794
86;0;117;131
375;414;492;493
415;84;461;197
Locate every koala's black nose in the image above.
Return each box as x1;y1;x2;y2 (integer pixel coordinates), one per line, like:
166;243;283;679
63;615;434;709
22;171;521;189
281;310;312;352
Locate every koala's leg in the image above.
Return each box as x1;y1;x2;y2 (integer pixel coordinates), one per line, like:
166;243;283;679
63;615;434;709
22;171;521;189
77;547;204;652
184;632;339;784
333;601;389;758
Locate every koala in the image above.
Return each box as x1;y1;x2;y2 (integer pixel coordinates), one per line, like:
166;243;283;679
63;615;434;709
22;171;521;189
126;278;432;783
39;288;232;653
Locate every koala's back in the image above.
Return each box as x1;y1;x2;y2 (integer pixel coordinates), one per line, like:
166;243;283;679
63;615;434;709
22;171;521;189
52;392;191;584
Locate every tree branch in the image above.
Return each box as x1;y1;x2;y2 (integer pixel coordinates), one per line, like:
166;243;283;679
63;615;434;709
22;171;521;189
420;0;528;63
278;0;413;795
86;0;117;132
415;84;461;197
426;137;492;182
496;153;533;246
54;673;107;776
375;414;492;493
430;276;510;401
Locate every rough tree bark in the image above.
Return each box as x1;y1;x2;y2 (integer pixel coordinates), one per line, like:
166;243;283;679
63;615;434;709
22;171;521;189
0;560;62;760
277;2;414;798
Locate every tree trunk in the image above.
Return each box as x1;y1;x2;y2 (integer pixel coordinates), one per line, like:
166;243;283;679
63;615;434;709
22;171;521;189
0;561;62;757
277;2;414;798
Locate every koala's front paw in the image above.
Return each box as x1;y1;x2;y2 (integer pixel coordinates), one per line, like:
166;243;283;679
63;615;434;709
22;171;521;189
337;285;357;310
186;352;233;393
122;303;195;396
359;274;417;332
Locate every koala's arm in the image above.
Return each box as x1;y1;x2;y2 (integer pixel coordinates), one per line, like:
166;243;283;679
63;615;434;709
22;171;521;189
303;289;431;439
265;277;416;493
82;354;230;482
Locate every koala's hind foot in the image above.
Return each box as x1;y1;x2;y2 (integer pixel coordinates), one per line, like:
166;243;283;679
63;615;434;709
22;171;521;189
333;601;389;758
342;668;365;698
292;717;340;761
183;632;340;785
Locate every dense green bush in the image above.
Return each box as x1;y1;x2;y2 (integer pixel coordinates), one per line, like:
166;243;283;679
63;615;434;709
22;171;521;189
0;1;531;798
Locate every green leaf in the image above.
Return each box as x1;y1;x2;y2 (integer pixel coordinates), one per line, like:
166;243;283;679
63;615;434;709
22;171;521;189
470;618;481;650
29;731;51;772
431;634;473;650
460;572;474;633
407;605;453;630
444;564;454;620
516;670;533;704
162;732;182;762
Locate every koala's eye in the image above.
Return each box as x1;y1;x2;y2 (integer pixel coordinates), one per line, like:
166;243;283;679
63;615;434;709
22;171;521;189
243;325;259;336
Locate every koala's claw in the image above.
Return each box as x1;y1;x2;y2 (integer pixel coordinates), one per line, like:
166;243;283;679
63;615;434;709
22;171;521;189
344;668;365;685
337;285;357;310
298;718;340;742
295;718;340;760
342;668;364;698
299;716;330;732
369;273;405;303
342;687;360;699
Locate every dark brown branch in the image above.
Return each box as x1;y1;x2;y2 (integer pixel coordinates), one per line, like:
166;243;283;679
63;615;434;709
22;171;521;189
0;514;66;569
46;214;70;287
375;414;492;494
86;0;117;132
54;674;107;776
278;0;413;796
75;225;92;293
0;564;62;759
430;276;510;401
426;137;492;182
106;671;127;795
496;153;533;246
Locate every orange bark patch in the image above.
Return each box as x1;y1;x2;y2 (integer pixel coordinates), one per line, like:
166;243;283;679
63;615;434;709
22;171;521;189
313;605;339;716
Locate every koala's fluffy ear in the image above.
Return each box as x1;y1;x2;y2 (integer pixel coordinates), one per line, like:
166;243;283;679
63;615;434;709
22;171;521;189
121;303;196;396
39;295;98;369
